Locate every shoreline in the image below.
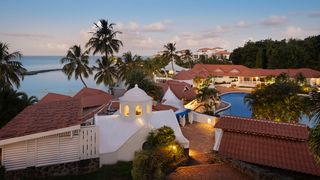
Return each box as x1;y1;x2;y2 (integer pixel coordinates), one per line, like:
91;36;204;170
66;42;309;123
24;69;62;75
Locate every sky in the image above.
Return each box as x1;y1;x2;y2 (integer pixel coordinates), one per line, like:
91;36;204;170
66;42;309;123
0;0;320;56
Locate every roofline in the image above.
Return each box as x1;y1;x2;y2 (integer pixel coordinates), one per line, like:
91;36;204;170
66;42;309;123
0;125;81;146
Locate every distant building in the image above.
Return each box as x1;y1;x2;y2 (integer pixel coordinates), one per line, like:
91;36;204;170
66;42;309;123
194;47;230;60
173;64;320;87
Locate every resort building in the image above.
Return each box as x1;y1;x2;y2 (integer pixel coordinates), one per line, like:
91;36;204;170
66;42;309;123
193;47;231;60
214;116;320;176
0;86;189;178
173;64;320;87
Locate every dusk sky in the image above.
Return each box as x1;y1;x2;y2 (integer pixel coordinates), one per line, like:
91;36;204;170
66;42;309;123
1;0;320;56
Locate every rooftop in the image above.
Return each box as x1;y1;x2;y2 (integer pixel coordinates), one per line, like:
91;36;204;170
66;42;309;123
215;116;320;176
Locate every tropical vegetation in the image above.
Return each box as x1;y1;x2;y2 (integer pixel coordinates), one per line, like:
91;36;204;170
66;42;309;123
244;73;309;123
125;68;162;101
230;35;320;70
60;45;92;87
309;91;320;162
131;126;185;180
162;42;179;74
93;56;118;89
0;42;26;88
0;87;38;128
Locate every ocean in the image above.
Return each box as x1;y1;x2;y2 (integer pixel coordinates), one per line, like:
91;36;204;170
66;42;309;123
18;56;106;99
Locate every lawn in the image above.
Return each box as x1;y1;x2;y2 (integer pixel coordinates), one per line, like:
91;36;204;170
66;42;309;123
52;161;132;180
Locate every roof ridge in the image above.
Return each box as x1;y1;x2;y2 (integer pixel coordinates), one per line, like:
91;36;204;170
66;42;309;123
223;115;307;127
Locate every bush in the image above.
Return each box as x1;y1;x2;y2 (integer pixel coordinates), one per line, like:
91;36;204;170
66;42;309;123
0;165;5;179
131;126;186;180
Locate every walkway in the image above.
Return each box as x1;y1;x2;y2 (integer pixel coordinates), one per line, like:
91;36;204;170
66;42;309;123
167;122;251;179
215;86;252;94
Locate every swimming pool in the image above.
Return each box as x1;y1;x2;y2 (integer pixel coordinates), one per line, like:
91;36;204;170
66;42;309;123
218;92;316;127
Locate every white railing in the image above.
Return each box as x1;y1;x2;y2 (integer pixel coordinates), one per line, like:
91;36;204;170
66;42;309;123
79;126;99;160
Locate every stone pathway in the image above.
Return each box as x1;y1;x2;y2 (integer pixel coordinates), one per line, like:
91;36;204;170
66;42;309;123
167;122;251;179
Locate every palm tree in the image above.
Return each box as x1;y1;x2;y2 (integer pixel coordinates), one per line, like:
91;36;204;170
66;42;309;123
0;42;26;88
308;91;320;163
0;87;38;128
61;45;92;87
181;49;193;68
117;51;143;81
162;42;179;74
196;86;219;115
125;69;162;101
86;19;123;58
94;56;118;89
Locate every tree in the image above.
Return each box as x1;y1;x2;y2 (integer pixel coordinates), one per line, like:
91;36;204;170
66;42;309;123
117;51;143;81
0;42;26;88
61;45;92;87
162;42;179;74
0;87;38;128
94;56;118;89
244;74;307;123
196;83;219;115
308;91;320;162
141;57;164;79
181;49;193;68
125;69;162;101
86;19;123;58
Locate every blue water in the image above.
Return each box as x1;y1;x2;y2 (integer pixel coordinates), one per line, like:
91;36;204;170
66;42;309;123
17;56;106;98
20;56;100;71
219;92;316;127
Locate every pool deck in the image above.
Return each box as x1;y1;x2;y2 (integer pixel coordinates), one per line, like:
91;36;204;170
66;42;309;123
215;86;252;94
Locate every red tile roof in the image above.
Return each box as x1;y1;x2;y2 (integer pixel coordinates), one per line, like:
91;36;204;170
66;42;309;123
215;116;320;176
153;103;178;112
215;116;309;140
38;93;71;104
73;88;113;109
158;80;197;101
0;98;83;140
173;64;320;80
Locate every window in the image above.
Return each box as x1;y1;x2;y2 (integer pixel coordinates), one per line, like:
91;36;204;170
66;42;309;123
124;105;130;117
244;77;250;81
135;106;142;116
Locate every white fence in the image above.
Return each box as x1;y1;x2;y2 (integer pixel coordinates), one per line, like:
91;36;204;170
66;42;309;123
191;111;218;126
79;126;99;160
2;126;99;171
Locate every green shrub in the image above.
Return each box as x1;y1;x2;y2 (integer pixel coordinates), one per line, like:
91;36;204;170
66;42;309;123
145;126;175;149
131;126;186;180
0;165;5;179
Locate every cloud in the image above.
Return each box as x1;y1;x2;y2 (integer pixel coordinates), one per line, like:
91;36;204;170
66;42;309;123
1;32;52;38
261;16;287;26
284;26;303;38
308;11;320;17
236;21;251;28
39;42;70;50
143;20;173;32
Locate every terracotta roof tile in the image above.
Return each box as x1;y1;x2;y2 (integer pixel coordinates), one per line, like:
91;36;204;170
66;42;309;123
175;64;320;79
0;98;83;140
153;103;178;112
216;116;320;176
215;116;309;140
158;80;196;101
38;93;71;104
73;87;113;109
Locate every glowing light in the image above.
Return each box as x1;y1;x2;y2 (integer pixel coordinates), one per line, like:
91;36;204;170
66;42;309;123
169;70;174;75
137;118;144;126
208;118;212;124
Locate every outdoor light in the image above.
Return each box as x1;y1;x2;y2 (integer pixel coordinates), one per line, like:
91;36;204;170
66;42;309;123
208;118;212;124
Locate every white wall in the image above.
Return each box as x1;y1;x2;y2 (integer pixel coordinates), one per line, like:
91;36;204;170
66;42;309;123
192;111;218;126
2;131;80;171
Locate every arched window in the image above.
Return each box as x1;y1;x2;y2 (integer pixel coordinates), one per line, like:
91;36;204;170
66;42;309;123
135;105;142;116
124;105;130;117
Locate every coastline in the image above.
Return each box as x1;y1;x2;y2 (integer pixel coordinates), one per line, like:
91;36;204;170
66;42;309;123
24;68;62;75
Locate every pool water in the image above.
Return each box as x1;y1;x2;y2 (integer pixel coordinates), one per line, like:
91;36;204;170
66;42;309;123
218;92;316;127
